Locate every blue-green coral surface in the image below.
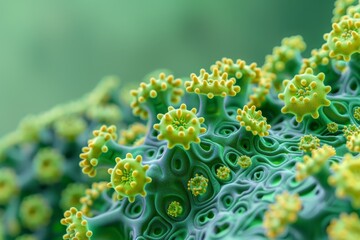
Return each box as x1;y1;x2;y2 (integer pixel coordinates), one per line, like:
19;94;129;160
1;1;360;239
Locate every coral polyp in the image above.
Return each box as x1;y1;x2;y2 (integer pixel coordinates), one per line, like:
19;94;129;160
185;68;240;99
61;207;93;240
107;153;152;203
1;1;360;240
324;14;360;61
298;134;320;152
153;104;206;150
263;192;302;239
79;125;117;177
236;105;271;136
278;68;331;122
187;174;209;196
329;154;360;208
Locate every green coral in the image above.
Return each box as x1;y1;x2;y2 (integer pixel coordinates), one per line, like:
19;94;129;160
154;104;206;150
296;144;336;181
327;212;360;240
278;68;331;122
346;132;360;152
187;174;209;197
118;123;147;146
324;14;360;61
263;192;302;239
107;153;152;203
343;124;360;137
185;68;240;99
86;104;122;124
262;35;306;91
212;58;261;84
216;165;231;181
237;155;252;168
33;148;64;184
80;182;108;217
19;195;52;230
0;168;18;205
329;154;360;208
60;183;87;211
167;201;183;218
54;115;86;140
236;105;271;137
327;122;339;133
61;207;93;240
298;134;320;153
131;73;183;120
332;0;357;23
79;125;117;177
354;106;360;120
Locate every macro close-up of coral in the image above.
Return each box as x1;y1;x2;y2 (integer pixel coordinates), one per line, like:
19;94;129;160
1;0;360;240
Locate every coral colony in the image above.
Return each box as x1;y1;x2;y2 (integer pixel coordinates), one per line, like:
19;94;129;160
1;1;360;239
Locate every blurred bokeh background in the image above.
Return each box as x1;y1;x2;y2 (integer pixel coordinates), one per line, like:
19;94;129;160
0;0;333;136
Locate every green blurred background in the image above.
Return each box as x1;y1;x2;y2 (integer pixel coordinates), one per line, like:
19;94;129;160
0;0;334;136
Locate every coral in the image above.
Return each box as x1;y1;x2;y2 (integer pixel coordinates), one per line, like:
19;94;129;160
343;124;360;137
107;153;152;203
0;77;127;239
236;105;271;136
19;195;52;230
118;123;147;146
263;35;306;91
327;122;339;133
185;68;240;99
130;73;183;120
246;74;272;108
296;144;336;181
80;182;108;217
324;14;360;61
332;0;357;23
327;212;360;240
329;154;360;207
87;104;122;124
278;68;331;122
79;125;117;177
263;192;302;239
346;132;360;152
0;168;18;204
33;148;64;184
211;58;264;107
237;155;252;168
60;183;87;211
216;165;231;181
298;134;320;152
212;58;261;84
153;104;206;150
354;106;360;120
2;2;360;240
187;174;209;196
61;207;93;240
167;201;183;218
54;115;86;140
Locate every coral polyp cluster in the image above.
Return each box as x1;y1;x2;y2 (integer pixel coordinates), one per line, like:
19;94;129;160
185;68;240;99
329;154;360;207
324;14;360;61
278;68;331;122
263;192;302;239
107;153;152;202
153;104;206;150
79;125;117;177
1;1;360;240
